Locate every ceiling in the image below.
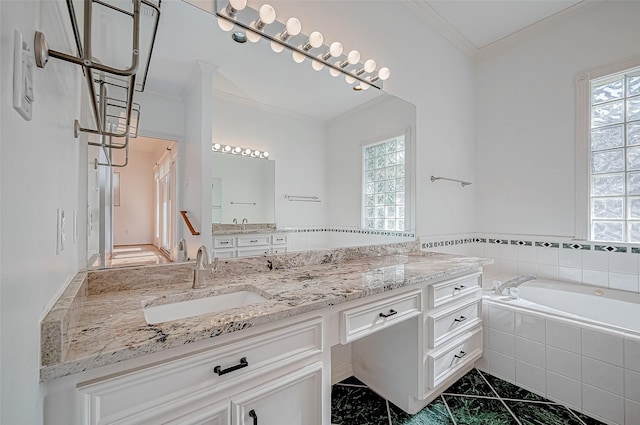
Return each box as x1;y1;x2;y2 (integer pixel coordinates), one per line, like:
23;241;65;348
141;0;591;119
424;0;585;51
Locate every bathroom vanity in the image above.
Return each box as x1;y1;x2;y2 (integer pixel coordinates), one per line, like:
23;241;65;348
41;244;489;424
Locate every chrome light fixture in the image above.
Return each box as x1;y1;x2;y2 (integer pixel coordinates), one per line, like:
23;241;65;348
213;143;269;159
214;0;390;90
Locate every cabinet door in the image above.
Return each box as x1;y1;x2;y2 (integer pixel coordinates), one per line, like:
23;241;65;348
231;363;322;425
163;399;230;425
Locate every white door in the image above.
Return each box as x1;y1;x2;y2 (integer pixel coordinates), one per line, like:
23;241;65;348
231;363;322;425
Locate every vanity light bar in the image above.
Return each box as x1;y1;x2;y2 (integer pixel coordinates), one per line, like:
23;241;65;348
214;0;390;91
212;143;269;159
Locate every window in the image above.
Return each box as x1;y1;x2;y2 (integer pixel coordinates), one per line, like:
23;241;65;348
589;66;640;242
362;135;406;231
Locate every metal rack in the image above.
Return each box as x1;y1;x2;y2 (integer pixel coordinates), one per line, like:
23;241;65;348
34;0;161;167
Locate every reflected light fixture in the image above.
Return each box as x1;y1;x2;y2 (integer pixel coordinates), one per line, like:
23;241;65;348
213;143;270;159
214;0;390;90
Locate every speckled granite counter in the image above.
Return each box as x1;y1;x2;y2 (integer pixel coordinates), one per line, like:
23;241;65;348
40;243;490;382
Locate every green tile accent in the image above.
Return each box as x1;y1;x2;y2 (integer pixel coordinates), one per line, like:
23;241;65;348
633;247;640;254
443;395;519;425
535;241;560;248
594;245;627;253
563;243;592;250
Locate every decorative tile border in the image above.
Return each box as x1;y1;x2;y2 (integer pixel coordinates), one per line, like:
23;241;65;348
287;227;415;238
421;234;638;254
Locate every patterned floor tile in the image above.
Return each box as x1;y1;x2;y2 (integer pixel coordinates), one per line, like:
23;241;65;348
505;400;588;425
337;376;368;387
443;395;519;425
388;396;454;425
331;384;390;425
479;371;548;402
442;368;496;397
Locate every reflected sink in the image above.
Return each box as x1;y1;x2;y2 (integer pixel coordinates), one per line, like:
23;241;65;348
143;291;268;324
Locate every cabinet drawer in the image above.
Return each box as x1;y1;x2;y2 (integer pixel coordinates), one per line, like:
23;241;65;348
271;235;288;245
272;246;288;255
77;318;322;425
340;290;422;344
428;272;481;309
427;299;482;348
237;248;270;258
426;326;482;390
213;249;235;259
214;237;235;248
237;235;270;247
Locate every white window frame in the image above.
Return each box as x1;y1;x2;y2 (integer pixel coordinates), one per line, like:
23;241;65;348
576;55;640;241
360;127;415;232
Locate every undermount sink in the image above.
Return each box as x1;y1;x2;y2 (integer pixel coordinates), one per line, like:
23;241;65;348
143;291;269;324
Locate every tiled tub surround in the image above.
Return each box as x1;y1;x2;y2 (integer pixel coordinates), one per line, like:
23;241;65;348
421;233;640;293
479;286;640;425
40;241;491;382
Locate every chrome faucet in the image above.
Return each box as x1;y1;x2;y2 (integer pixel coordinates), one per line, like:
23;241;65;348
241;218;248;231
493;275;536;296
192;245;215;289
177;238;188;262
233;218;237;224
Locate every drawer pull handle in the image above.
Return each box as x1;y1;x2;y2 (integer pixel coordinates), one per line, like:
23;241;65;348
249;409;258;425
379;309;398;318
250;239;259;243
454;351;467;359
214;357;248;375
453;285;466;293
220;241;229;245
454;315;467;323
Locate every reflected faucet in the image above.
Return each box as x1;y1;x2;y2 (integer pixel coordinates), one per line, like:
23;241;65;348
177;238;188;262
241;218;248;231
233;218;237;224
192;245;214;289
493;275;536;296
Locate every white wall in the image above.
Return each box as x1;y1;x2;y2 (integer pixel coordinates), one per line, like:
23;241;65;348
0;1;82;423
112;149;155;245
475;1;640;237
212;95;329;227
326;95;416;229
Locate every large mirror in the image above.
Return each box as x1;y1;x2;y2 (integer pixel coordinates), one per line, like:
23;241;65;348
88;0;417;267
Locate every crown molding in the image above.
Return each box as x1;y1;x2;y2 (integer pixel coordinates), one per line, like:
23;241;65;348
477;0;600;59
404;0;479;59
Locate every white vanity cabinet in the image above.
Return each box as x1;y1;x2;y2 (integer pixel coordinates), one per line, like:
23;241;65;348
212;233;288;258
75;318;322;425
350;270;483;414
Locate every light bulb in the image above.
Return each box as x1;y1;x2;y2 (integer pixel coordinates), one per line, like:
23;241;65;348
258;4;276;25
330;42;343;57
285;17;301;36
243;148;251;155
347;50;360;65
253;150;261;156
356;82;370;91
217;15;234;32
364;59;376;73
224;145;232;152
345;74;356;84
233;146;242;154
229;0;247;11
263;152;269;158
246;29;260;43
308;31;323;48
271;41;285;53
292;51;305;63
378;67;390;80
213;143;221;151
330;62;341;77
311;60;323;71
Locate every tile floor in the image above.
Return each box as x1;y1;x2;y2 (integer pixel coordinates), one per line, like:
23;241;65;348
331;368;605;425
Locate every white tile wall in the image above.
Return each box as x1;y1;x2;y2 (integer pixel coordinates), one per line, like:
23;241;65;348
480;302;640;425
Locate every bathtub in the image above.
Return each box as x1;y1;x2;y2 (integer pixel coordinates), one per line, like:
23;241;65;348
480;278;640;425
484;279;640;336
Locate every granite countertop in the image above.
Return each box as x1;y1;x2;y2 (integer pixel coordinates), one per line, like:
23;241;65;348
40;245;490;382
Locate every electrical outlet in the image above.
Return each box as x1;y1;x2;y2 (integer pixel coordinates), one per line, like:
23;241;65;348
56;209;65;254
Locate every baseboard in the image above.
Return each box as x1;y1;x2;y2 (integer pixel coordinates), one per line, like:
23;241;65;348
331;362;353;385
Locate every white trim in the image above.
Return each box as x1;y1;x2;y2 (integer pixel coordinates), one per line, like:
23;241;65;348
575;55;640;242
